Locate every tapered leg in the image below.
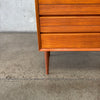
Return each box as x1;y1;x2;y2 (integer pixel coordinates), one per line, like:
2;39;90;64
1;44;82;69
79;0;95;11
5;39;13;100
48;51;50;57
45;51;50;74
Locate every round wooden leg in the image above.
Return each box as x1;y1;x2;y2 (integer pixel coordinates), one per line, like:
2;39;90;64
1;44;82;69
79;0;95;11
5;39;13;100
45;51;50;74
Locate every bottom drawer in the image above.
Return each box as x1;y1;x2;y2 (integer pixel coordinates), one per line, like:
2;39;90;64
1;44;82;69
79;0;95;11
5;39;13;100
41;33;100;49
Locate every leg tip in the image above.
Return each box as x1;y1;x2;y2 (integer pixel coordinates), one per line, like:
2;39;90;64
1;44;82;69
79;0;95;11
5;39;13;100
46;72;49;75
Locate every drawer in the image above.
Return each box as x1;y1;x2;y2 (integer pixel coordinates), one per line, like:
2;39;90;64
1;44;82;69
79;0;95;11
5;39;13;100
41;33;100;48
39;5;100;15
39;0;100;4
40;16;100;32
40;16;100;26
40;26;100;33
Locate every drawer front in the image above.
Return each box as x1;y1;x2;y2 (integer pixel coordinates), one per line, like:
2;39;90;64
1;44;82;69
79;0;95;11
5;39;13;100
40;16;100;32
40;16;100;26
41;33;100;48
40;26;100;33
39;0;100;4
39;5;100;15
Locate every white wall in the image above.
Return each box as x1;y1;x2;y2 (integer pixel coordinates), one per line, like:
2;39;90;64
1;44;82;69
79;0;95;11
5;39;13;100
0;0;37;32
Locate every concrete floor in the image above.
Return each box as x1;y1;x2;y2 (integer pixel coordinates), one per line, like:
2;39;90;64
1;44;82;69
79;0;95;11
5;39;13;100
0;32;100;100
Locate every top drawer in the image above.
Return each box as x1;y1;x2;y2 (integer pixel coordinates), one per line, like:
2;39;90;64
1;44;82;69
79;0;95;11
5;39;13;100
39;0;100;4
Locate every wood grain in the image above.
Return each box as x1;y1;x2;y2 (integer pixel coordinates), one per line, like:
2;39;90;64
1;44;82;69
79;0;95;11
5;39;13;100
40;26;100;32
35;0;41;50
39;0;100;4
39;5;100;15
45;51;50;74
41;33;100;48
40;16;100;26
40;48;100;51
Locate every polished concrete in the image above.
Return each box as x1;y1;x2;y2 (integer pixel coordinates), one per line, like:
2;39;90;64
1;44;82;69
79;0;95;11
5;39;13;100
0;32;100;100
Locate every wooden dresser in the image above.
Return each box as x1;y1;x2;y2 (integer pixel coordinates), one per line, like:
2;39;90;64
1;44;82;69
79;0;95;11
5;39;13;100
35;0;100;74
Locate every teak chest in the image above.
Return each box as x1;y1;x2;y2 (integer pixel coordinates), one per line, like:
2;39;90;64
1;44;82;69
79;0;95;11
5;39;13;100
35;0;100;74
